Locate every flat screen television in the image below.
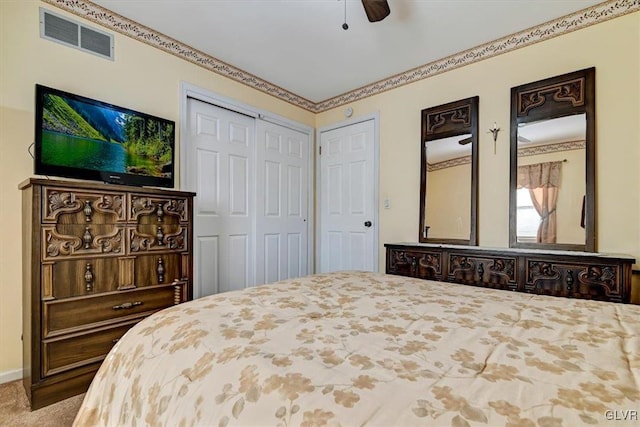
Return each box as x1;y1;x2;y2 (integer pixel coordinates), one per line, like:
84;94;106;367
35;84;175;188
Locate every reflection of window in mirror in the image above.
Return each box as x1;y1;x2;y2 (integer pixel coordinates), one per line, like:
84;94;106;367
516;114;585;246
516;188;539;242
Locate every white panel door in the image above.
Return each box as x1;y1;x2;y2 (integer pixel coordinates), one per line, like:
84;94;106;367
319;119;376;273
186;98;255;296
255;120;309;285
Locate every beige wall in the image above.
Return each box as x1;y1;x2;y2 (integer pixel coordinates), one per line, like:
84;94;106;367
425;163;471;240
0;1;314;376
316;12;640;276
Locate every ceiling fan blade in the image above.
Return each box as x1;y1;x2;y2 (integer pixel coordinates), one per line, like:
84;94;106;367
458;136;473;145
518;135;532;143
361;0;390;22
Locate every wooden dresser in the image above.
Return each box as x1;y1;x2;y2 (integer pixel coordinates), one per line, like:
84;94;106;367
386;243;634;303
20;178;195;409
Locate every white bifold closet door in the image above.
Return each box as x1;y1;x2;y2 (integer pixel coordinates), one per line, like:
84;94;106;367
255;120;309;286
186;98;309;298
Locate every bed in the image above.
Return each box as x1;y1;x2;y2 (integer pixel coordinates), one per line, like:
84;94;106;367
74;271;640;426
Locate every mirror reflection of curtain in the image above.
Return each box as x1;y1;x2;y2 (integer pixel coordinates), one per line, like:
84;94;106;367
517;161;562;243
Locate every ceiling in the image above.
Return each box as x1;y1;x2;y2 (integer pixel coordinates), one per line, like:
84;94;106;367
518;114;586;146
91;0;604;104
426;134;472;164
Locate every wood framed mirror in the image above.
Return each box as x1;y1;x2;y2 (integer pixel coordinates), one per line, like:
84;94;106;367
509;68;595;251
419;96;478;245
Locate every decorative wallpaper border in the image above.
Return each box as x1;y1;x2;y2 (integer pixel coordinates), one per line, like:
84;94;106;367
518;140;586;158
429;139;585;171
316;0;640;112
42;0;317;111
44;0;639;113
427;156;471;172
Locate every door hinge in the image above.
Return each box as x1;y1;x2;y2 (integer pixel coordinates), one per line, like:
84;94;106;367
319;145;322;155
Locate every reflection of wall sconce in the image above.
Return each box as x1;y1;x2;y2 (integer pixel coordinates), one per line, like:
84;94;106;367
487;122;500;154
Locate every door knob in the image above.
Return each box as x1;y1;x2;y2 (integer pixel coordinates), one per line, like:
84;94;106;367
364;221;372;227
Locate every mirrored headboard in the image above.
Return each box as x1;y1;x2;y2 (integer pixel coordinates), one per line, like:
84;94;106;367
509;68;595;251
420;96;479;245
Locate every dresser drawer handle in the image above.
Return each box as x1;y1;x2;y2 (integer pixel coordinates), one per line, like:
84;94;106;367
84;263;94;292
112;301;143;310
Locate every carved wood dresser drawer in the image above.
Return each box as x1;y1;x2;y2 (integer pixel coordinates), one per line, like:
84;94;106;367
385;243;634;303
43;283;184;337
386;248;443;281
21;178;195;410
447;251;518;292
42;321;136;377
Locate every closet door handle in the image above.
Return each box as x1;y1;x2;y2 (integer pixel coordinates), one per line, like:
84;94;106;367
364;221;372;227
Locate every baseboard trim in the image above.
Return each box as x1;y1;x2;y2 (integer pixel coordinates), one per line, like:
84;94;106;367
0;368;23;385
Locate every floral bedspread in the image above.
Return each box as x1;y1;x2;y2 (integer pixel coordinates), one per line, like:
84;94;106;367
74;271;640;426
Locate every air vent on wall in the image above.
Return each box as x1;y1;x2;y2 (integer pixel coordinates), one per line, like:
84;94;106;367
40;8;114;61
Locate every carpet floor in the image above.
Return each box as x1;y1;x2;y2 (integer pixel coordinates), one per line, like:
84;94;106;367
0;380;83;427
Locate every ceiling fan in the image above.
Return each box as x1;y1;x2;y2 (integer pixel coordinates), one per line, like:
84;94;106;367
458;136;473;145
361;0;391;22
343;0;390;29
